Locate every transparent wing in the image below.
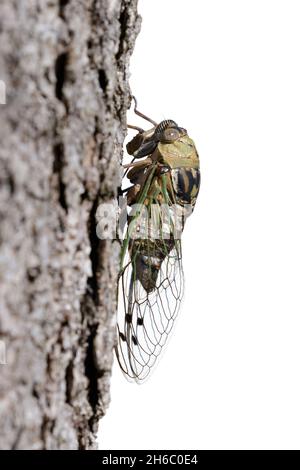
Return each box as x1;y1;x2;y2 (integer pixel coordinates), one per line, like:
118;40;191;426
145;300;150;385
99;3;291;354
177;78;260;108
116;165;185;382
116;239;184;382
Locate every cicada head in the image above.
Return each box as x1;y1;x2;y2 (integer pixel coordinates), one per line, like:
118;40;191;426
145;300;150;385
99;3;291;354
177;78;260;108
154;120;187;143
127;119;187;159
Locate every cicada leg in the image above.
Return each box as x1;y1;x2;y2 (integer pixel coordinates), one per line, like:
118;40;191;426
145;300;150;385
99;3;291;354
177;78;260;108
130;96;157;126
128;124;144;133
122;157;152;170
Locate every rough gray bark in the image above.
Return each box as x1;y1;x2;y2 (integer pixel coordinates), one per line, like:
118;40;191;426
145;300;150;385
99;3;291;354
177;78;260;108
0;0;140;450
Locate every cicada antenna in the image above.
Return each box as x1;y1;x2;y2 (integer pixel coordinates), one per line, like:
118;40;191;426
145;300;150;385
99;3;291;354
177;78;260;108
131;96;158;126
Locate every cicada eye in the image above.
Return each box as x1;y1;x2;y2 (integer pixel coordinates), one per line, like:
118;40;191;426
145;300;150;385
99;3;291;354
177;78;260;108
162;127;180;142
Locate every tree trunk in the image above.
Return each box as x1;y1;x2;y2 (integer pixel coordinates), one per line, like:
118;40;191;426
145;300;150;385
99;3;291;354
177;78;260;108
0;0;140;450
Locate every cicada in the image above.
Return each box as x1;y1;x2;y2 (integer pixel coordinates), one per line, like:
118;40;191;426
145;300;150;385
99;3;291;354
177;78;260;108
116;98;200;382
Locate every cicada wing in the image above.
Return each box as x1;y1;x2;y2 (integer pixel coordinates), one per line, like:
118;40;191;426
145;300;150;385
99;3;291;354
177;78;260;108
116;164;186;382
116;237;184;382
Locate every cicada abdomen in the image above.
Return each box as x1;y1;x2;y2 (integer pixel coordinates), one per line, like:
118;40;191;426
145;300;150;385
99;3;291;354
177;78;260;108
116;99;200;382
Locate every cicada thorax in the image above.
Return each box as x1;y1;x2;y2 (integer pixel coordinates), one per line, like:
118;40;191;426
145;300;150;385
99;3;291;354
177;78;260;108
125;128;200;294
169;167;201;207
155;134;201;209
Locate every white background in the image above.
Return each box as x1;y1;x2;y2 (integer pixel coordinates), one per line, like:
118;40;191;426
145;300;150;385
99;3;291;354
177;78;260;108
100;0;300;449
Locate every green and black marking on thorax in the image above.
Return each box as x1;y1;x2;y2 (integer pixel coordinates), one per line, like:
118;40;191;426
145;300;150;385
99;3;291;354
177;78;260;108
126;118;200;209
